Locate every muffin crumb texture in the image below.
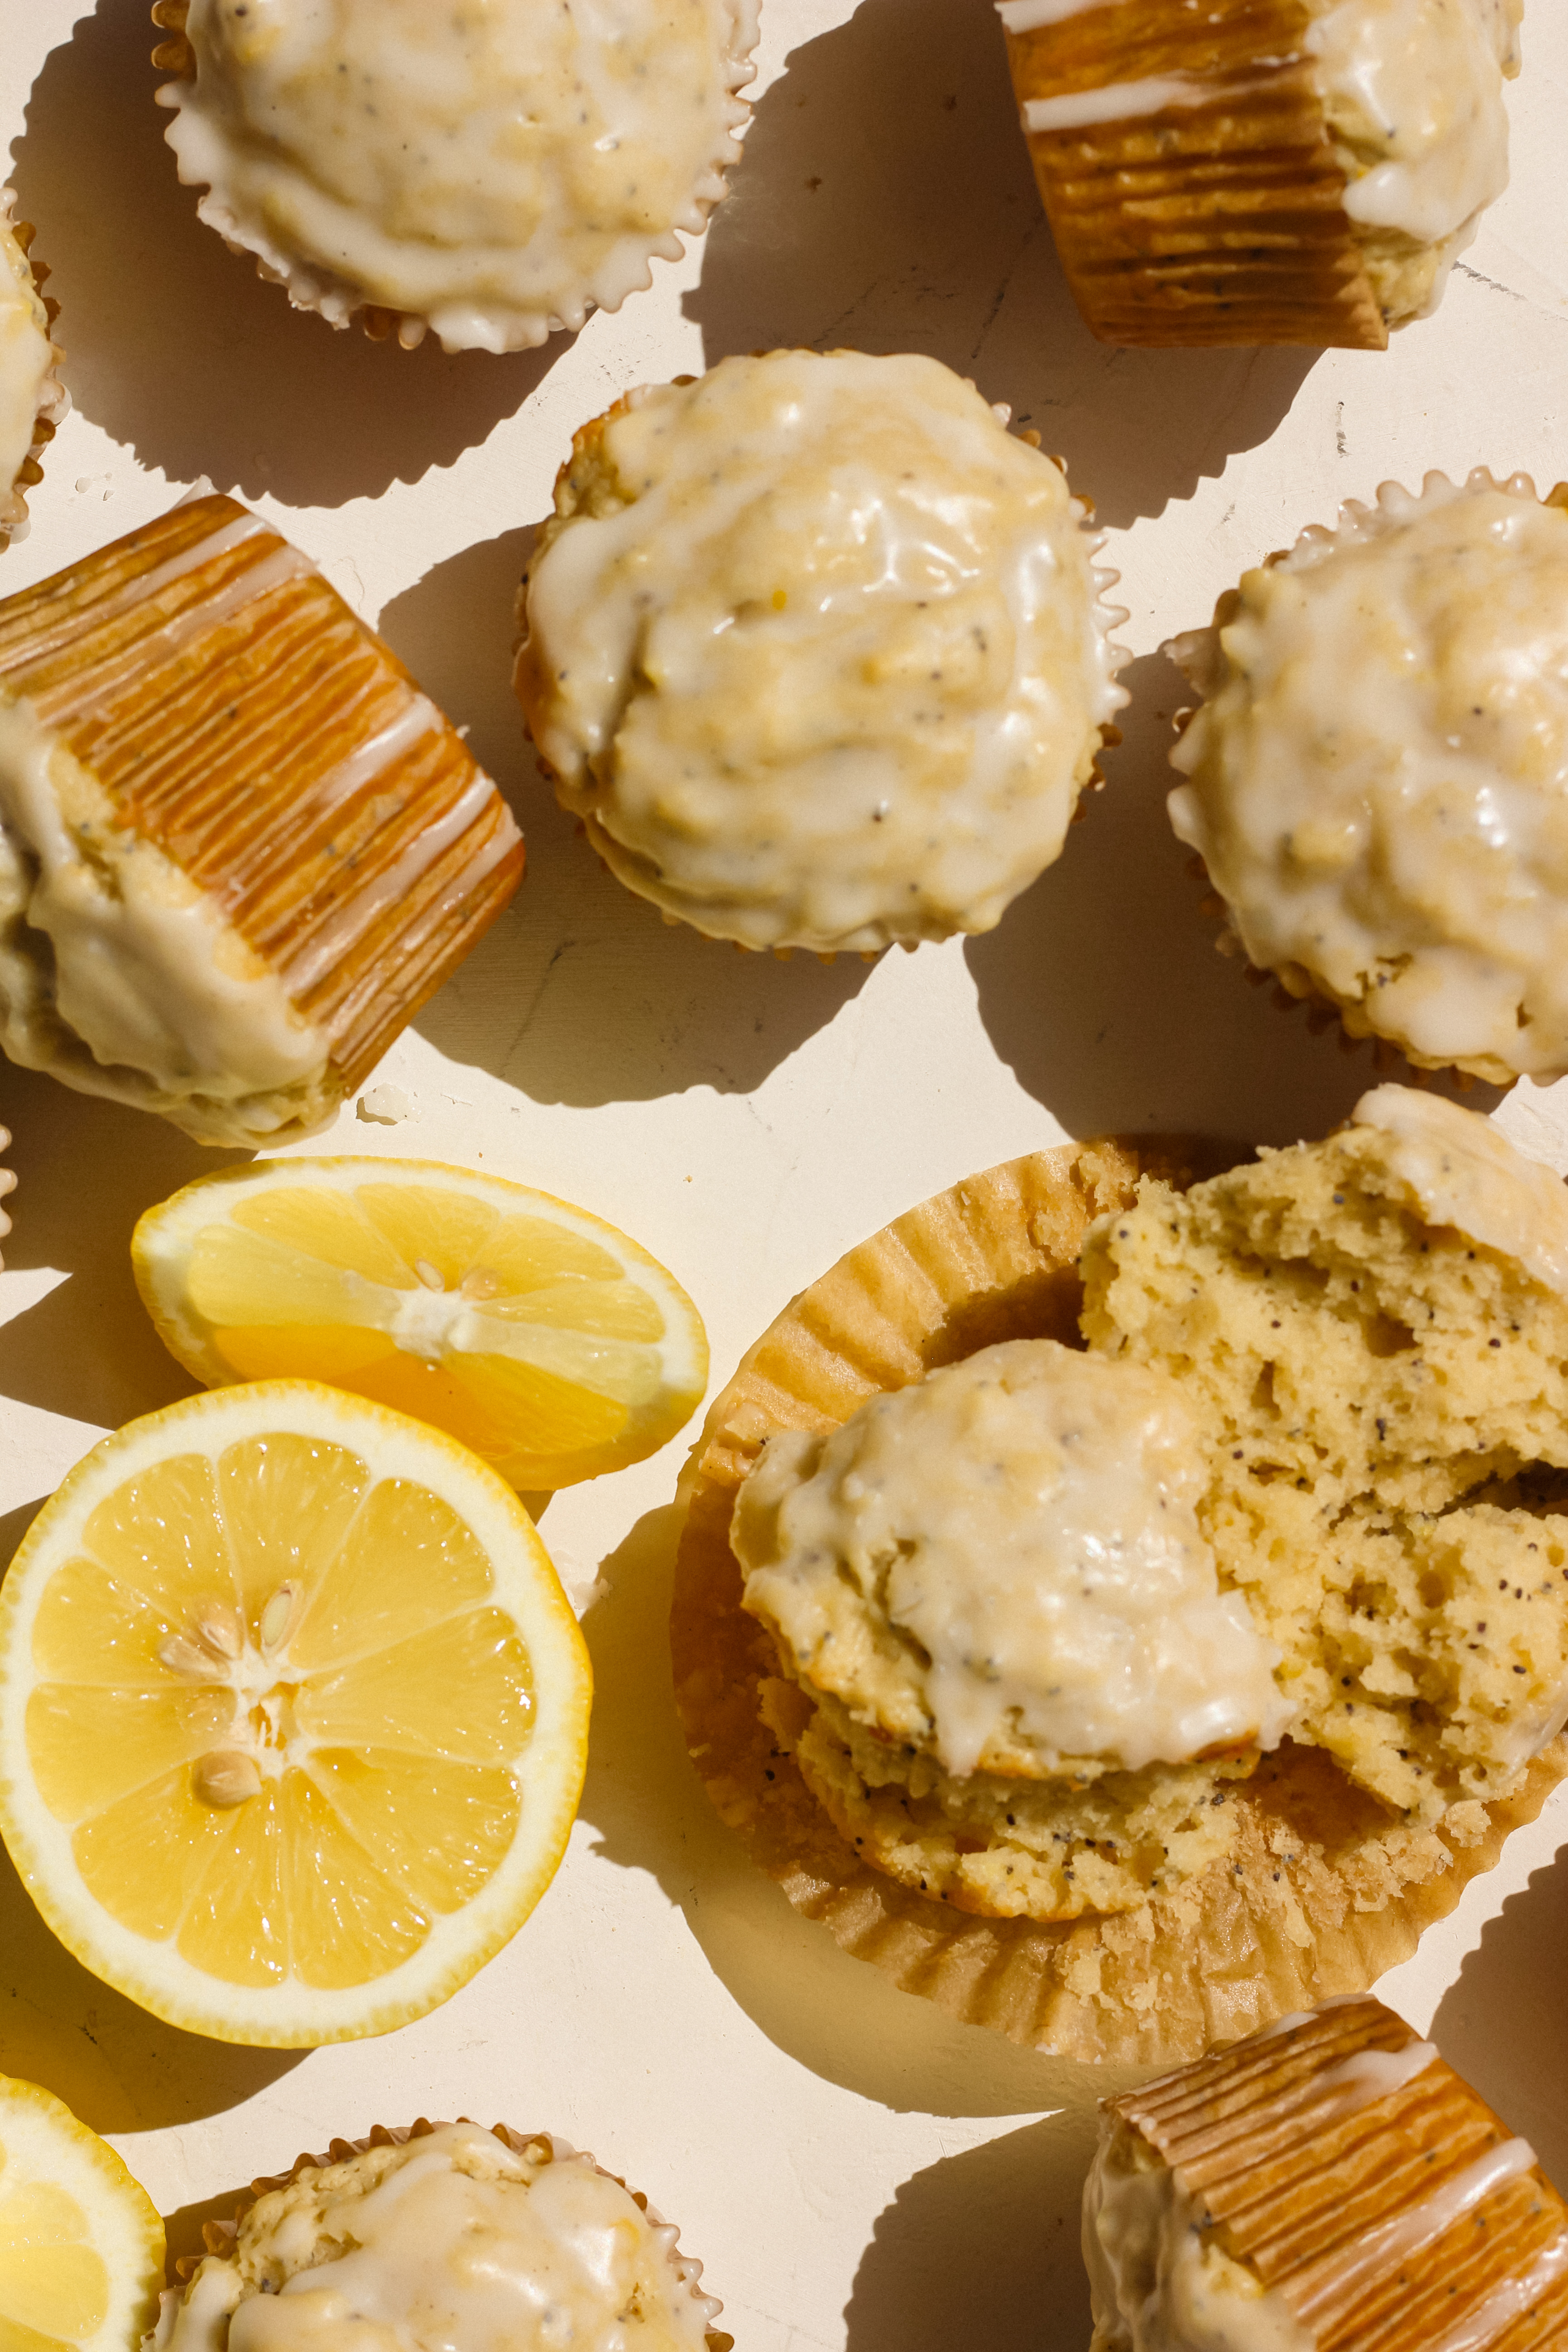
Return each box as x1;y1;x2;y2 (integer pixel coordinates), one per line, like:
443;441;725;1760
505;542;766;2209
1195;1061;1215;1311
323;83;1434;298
518;350;1126;953
151;2122;724;2351
1082;1089;1568;1823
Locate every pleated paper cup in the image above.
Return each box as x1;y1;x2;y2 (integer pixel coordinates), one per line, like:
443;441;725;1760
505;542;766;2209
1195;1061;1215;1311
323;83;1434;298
1000;0;1386;350
0;492;523;1142
156;2119;732;2350
670;1141;1568;2068
1099;1996;1568;2347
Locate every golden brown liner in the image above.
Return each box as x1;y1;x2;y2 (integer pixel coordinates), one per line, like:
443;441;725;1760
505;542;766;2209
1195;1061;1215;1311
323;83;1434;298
167;2118;732;2350
1110;1996;1568;2349
671;1139;1568;2067
1172;473;1568;1090
1002;0;1386;349
0;193;68;542
0;492;524;1093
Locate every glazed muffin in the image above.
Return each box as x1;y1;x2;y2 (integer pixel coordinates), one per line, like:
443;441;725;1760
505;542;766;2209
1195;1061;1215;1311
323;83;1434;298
1086;1995;1568;2351
671;1089;1568;2063
152;0;760;350
1167;470;1568;1084
148;2121;730;2350
1001;0;1523;348
516;349;1127;954
0;492;523;1145
0;190;67;546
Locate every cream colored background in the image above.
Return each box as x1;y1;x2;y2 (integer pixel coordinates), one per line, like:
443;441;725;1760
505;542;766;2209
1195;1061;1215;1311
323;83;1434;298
2;4;1568;2343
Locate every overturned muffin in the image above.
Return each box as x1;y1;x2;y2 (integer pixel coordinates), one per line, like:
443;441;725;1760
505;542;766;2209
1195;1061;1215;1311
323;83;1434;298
1082;1085;1568;1823
1168;470;1568;1083
147;2120;727;2349
153;0;760;350
1086;1994;1568;2352
516;349;1127;953
1003;0;1522;348
0;493;522;1145
735;1339;1294;1918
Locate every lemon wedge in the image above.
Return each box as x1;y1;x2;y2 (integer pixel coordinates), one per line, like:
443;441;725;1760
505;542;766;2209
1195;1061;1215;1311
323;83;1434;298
132;1161;708;1492
0;1383;591;2047
0;2073;164;2351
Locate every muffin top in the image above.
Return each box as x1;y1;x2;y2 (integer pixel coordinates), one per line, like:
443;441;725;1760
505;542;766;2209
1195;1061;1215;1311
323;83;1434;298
1167;472;1568;1082
518;349;1126;952
151;2124;718;2352
734;1337;1291;1779
1082;1085;1568;1821
0;196;60;540
1306;0;1521;321
159;0;760;349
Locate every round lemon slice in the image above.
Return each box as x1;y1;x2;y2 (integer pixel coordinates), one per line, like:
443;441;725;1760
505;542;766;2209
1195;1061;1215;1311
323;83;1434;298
0;2073;164;2351
132;1160;709;1492
0;1383;591;2047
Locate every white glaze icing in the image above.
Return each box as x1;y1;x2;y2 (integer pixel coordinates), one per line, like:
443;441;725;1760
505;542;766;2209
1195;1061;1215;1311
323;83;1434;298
1423;2230;1568;2352
151;2125;718;2352
1292;2136;1538;2320
0;193;64;542
0;695;331;1125
1352;1087;1568;1298
1023;75;1260;135
1084;2124;1313;2352
734;1338;1291;1780
159;0;761;352
997;0;1119;31
1307;0;1516;250
1167;475;1568;1080
521;350;1127;953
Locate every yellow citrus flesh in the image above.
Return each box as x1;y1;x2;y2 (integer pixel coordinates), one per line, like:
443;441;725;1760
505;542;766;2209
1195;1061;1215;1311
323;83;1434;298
0;2075;164;2351
131;1163;709;1491
0;1385;592;2046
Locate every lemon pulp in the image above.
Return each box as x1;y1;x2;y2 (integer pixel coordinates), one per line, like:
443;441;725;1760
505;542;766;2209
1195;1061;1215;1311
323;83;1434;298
0;1386;591;2044
0;2076;164;2352
133;1166;708;1491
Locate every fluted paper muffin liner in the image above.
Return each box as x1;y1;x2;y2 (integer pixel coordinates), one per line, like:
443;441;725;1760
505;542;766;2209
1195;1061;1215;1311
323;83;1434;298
1000;0;1386;350
0;1125;12;1270
0;491;523;1141
670;1140;1568;2067
154;2118;732;2349
1167;468;1568;1090
1102;1995;1568;2347
0;190;68;546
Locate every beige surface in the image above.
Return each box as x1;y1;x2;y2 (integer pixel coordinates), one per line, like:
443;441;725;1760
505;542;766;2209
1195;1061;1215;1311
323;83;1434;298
2;1;1568;2346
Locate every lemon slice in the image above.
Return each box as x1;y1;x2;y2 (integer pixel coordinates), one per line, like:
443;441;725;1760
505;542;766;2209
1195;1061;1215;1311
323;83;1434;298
0;1383;591;2048
0;2073;164;2351
132;1160;709;1492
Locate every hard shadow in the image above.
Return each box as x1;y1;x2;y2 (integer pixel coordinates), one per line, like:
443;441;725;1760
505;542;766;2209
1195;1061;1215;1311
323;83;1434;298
1431;1842;1568;2190
576;1504;1127;2117
0;1836;303;2133
687;0;1316;526
965;652;1507;1147
9;1;562;508
0;1061;235;1433
379;534;874;1108
845;2115;1096;2352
